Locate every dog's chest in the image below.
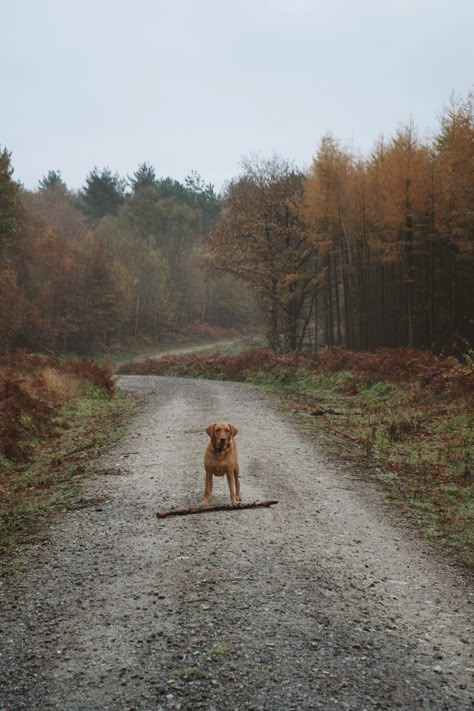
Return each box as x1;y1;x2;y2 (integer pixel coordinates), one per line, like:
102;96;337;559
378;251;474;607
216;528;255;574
206;448;229;476
211;456;226;476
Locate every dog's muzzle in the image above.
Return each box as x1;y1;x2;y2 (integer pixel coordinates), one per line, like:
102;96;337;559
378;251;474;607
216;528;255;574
213;440;229;454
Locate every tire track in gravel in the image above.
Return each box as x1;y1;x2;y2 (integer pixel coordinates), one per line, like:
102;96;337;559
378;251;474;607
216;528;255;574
0;376;472;710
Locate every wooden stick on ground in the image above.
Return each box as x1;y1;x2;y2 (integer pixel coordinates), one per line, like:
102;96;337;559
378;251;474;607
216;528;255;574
156;500;278;519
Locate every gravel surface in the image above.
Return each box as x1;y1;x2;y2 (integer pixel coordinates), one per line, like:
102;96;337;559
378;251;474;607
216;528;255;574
1;376;473;710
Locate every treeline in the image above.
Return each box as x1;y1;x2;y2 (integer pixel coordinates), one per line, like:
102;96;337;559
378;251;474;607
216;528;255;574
0;160;257;353
1;91;473;355
206;93;474;354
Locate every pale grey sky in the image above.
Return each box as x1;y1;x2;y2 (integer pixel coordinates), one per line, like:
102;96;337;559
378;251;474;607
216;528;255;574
1;0;473;192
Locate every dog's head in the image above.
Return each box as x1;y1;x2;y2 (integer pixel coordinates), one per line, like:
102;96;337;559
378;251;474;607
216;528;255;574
206;422;238;452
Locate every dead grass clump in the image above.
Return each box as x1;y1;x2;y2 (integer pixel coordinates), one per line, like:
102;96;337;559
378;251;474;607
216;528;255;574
39;367;85;403
64;358;116;394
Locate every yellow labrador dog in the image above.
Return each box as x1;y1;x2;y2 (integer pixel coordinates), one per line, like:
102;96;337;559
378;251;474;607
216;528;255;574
201;422;240;507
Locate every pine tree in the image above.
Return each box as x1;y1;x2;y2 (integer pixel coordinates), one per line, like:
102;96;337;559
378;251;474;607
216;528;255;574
81;167;126;222
129;162;157;193
0;147;21;260
38;169;67;193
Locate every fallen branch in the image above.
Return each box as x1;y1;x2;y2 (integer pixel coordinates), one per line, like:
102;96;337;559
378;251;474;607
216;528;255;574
156;500;278;519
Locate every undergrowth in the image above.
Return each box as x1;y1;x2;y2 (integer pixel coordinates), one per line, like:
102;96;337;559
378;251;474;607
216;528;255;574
120;346;474;568
118;346;474;392
0;354;134;571
0;353;116;462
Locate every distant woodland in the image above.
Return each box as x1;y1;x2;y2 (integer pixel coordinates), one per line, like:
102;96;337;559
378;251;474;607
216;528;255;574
1;92;473;355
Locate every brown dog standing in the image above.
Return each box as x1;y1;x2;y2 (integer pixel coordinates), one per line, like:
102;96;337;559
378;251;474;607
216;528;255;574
202;422;240;507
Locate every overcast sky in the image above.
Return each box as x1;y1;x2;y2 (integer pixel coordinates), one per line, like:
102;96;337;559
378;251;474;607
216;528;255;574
1;0;473;192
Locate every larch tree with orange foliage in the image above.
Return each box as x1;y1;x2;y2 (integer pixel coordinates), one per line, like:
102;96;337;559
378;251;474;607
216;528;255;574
302;135;358;349
433;93;474;350
365;122;433;348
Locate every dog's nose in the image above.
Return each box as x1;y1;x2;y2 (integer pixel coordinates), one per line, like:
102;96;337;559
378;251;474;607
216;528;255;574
220;438;226;444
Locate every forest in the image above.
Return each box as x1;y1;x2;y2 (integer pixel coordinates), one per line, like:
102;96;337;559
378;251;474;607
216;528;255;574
0;160;257;354
0;91;473;356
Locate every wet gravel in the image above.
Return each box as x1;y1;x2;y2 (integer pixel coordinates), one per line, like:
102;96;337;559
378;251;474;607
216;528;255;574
1;376;473;710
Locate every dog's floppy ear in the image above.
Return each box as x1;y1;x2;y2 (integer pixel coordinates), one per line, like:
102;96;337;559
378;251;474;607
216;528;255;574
206;423;215;438
230;423;238;437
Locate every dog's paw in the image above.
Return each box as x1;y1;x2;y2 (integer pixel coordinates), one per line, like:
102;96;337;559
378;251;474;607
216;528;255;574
200;500;209;508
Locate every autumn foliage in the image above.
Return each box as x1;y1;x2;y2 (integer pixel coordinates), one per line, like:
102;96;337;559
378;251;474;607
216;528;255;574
0;157;255;355
205;94;474;354
1;91;473;357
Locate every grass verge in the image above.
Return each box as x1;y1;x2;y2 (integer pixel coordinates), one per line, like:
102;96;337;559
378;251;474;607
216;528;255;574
269;371;473;568
0;358;137;575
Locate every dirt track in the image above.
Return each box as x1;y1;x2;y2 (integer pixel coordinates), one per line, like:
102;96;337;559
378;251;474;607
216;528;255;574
1;376;473;710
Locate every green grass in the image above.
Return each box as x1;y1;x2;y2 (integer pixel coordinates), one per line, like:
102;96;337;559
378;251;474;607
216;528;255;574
207;644;233;656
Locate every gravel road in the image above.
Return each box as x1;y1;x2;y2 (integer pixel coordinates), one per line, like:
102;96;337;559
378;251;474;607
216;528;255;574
1;376;473;710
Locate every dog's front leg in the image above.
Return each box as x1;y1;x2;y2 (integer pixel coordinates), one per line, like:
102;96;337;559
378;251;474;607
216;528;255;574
200;471;213;507
226;470;238;506
234;467;241;502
